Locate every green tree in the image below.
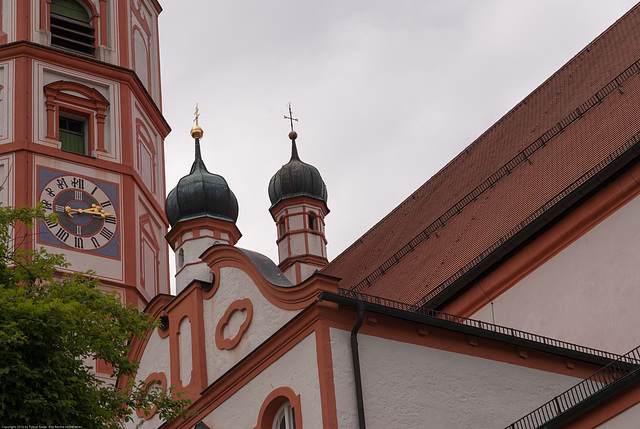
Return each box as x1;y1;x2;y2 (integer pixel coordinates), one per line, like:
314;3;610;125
0;205;191;427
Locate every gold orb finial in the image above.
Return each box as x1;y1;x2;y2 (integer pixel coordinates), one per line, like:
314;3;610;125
191;103;203;139
288;130;298;140
191;125;204;139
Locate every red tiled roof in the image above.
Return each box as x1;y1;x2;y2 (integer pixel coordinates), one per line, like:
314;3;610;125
322;4;640;306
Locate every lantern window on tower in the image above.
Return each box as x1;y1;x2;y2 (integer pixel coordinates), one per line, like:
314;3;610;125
50;0;95;56
308;213;317;231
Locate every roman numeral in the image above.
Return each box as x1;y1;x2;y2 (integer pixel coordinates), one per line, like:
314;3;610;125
100;200;112;208
55;204;66;213
74;237;84;249
75;190;83;200
71;177;84;189
45;218;58;229
56;178;68;189
91;186;98;195
91;237;100;248
55;228;70;243
76;225;82;235
104;216;116;225
100;228;113;241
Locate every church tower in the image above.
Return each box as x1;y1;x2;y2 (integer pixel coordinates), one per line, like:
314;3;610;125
268;129;329;284
0;0;170;312
165;123;240;294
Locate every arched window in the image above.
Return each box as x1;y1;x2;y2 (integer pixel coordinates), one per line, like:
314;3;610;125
256;387;302;429
273;402;296;429
308;213;317;231
177;248;184;269
50;0;95;55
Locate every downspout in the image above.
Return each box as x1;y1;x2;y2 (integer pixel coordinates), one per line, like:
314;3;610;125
351;301;366;429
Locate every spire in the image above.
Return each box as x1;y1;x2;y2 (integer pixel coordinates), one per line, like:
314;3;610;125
268;103;330;283
165;107;239;227
190;104;207;174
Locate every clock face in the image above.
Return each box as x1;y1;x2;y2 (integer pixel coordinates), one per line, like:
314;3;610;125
39;173;118;254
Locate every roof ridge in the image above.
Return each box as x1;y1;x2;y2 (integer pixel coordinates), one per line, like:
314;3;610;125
348;56;640;294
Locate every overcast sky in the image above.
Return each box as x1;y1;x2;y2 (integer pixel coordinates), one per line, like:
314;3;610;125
157;0;639;276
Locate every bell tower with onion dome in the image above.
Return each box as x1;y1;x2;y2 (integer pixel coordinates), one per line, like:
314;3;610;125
268;107;329;284
165;118;241;294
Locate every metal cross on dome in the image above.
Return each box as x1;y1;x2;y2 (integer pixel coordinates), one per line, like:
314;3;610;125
194;103;200;126
284;102;298;132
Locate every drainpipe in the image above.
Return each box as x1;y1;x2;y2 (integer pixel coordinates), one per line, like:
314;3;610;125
351;301;366;429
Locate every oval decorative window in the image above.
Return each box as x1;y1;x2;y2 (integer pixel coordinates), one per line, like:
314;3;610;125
215;298;253;350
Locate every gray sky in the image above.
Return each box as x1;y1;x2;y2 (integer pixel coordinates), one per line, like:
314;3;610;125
158;0;639;276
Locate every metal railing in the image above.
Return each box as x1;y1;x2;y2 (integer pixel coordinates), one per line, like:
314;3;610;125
506;344;640;428
337;288;624;363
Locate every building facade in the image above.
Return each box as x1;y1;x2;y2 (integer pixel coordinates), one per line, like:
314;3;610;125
11;1;640;428
126;3;640;428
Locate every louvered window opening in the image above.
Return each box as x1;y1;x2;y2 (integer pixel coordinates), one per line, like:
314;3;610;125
50;0;95;57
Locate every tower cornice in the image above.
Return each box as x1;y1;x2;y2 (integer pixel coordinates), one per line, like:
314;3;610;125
0;41;170;135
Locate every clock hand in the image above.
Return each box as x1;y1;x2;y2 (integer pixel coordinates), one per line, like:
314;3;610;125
91;204;115;218
65;204;115;218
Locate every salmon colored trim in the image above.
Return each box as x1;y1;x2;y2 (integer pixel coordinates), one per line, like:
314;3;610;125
162;282;209;397
442;160;640;317
116;293;172;390
561;380;640;428
130;2;152;35
0;1;6;44
278;254;328;274
131;25;151;89
26;149;168;229
0;42;169;135
315;321;338;428
165;217;242;250
159;303;329;429
16;2;29;41
200;244;339;310
215;298;253;350
269;196;329;221
99;0;107;47
43;81;110;153
40;0;49;31
136;371;168;419
158;300;599;429
254;387;303;429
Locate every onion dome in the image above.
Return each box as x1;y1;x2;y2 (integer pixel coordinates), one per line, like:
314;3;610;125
268;131;328;211
165;126;239;227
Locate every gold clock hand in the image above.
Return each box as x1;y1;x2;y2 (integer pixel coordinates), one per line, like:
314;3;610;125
92;204;115;217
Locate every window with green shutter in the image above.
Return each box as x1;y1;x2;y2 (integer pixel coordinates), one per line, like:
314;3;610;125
59;116;87;155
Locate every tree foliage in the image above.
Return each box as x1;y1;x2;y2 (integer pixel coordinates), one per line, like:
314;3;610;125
0;205;191;427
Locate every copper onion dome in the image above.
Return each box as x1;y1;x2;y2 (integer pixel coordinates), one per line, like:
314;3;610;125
165;127;239;227
268;132;328;211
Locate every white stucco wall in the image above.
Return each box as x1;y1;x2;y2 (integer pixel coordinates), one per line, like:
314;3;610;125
330;328;583;429
203;266;301;384
473;193;640;354
127;328;171;429
199;333;324;429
